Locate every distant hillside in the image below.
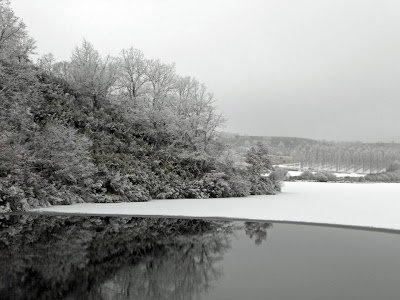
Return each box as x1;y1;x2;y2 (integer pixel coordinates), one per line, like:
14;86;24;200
219;132;317;150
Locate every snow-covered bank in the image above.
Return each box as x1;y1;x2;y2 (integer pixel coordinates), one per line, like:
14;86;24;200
32;182;400;231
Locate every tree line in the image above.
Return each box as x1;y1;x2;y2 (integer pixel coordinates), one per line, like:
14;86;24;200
288;143;400;174
220;134;400;174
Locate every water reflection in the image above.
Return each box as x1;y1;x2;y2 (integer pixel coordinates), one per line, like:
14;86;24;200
244;222;272;246
0;215;263;300
4;215;400;300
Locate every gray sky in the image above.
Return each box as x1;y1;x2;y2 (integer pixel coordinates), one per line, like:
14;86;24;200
11;0;400;142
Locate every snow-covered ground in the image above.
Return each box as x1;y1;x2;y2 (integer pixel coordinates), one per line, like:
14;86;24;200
32;182;400;231
334;172;365;178
287;170;303;177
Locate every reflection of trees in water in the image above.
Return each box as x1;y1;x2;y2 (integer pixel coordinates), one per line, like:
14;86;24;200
244;222;272;246
0;215;233;300
95;232;229;300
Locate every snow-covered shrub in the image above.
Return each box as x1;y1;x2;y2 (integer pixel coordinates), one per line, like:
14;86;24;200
227;174;252;197
202;172;232;198
107;172;150;202
250;176;277;195
269;168;287;182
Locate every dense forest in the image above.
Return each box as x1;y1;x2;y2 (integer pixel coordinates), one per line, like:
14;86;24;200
0;1;280;212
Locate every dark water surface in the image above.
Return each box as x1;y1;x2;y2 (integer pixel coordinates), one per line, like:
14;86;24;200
1;215;400;300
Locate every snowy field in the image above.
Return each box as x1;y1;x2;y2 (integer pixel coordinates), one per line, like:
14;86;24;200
32;182;400;231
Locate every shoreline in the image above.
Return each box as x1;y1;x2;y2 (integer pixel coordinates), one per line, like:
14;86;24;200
27;181;400;232
11;210;400;235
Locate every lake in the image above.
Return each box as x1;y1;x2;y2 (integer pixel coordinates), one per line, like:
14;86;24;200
1;215;400;299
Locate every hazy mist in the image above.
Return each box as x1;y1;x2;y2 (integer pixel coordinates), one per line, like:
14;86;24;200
11;0;400;142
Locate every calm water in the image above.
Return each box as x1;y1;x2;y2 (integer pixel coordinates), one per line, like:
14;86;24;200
1;215;400;300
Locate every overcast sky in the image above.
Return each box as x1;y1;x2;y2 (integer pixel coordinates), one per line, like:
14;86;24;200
11;0;400;142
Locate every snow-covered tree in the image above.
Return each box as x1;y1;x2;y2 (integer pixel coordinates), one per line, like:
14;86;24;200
117;47;148;108
0;0;35;61
69;40;119;105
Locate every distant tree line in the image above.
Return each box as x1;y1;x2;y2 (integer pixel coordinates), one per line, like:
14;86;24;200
220;134;400;174
0;1;280;212
289;143;400;174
